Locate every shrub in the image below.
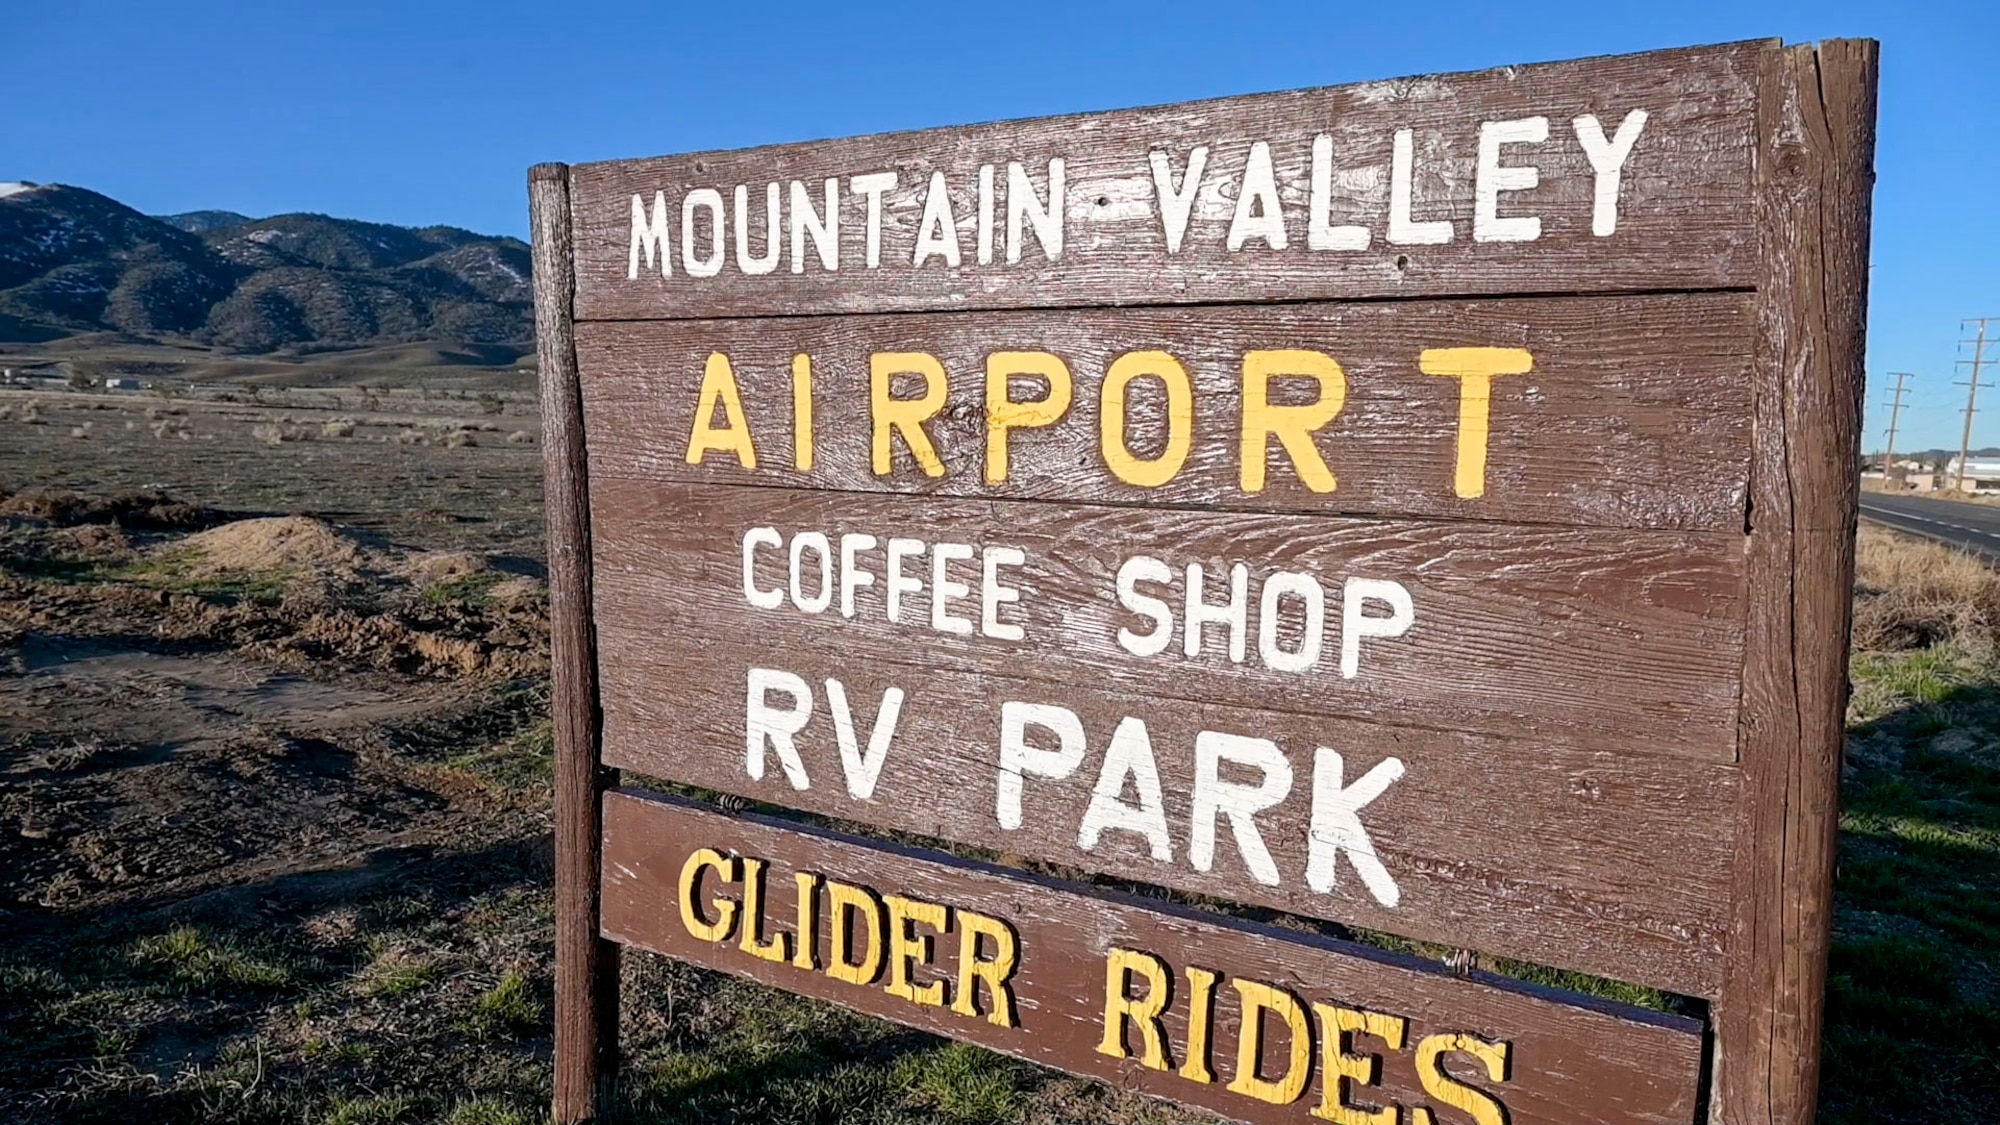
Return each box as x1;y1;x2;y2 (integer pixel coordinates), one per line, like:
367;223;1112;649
1851;526;2000;655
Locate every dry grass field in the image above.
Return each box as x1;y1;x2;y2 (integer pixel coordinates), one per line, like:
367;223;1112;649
1;387;1995;1123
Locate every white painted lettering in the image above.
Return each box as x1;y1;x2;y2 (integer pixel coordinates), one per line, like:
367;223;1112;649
1308;135;1369;251
996;701;1087;829
1473;117;1547;243
1184;562;1249;663
980;546;1025;641
838;532;878;618
885;537;926;624
745;668;812;789
913;170;963;268
789;178;839;273
1574;109;1649;236
788;531;833;614
1305;749;1405;907
1257;571;1325;673
1078;716;1173;861
1340;577;1415;679
1006;159;1064;263
1116;555;1175;657
1389;129;1453;246
1189;731;1291;885
681;187;726;277
976;163;996;265
741;526;783;609
1148;145;1209;255
825;677;905;801
931;541;975;635
850;171;898;269
733;182;782;274
628;191;672;278
1227;140;1287;251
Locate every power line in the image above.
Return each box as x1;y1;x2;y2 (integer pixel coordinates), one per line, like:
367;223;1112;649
1882;371;1914;478
1956;319;1995;492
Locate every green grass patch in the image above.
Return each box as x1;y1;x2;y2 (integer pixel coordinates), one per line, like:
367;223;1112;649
421;570;504;608
1825;629;2000;1123
892;1042;1029;1125
446;718;554;791
463;969;543;1041
127;925;296;992
325;1093;420;1125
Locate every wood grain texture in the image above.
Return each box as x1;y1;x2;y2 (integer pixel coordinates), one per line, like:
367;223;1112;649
602;789;1708;1125
598;642;1740;997
1715;40;1875;1125
532;162;618;1125
576;293;1753;532
570;42;1761;320
587;478;1744;995
588;477;1746;763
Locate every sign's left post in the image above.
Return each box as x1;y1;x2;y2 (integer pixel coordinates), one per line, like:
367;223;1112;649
530;162;620;1125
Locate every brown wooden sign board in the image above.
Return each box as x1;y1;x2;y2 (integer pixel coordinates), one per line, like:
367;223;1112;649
529;37;1877;1125
603;789;1706;1125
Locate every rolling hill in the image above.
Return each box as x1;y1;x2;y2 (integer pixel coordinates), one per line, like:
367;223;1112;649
0;182;532;353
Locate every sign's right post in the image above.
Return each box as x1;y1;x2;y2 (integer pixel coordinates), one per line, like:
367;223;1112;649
1719;39;1876;1125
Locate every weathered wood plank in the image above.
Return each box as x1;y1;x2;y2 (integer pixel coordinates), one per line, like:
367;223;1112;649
598;646;1739;997
602;789;1709;1125
570;42;1761;320
576;293;1753;532
532;162;619;1125
1716;40;1875;1125
587;477;1744;994
587;477;1746;763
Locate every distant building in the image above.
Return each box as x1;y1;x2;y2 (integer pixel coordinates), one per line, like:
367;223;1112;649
1943;455;2000;492
102;377;141;390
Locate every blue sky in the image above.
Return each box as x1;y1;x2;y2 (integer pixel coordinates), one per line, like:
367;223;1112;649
9;1;1995;451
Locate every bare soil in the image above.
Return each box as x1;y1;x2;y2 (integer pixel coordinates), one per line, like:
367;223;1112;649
0;388;1191;1125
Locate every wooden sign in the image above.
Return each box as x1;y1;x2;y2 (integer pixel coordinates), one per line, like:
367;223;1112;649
603;789;1707;1125
529;37;1877;1125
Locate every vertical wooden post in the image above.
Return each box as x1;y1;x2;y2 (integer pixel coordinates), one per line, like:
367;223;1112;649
531;162;619;1124
1717;39;1877;1125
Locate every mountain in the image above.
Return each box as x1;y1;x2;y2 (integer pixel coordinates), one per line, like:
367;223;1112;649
0;183;531;352
156;210;253;233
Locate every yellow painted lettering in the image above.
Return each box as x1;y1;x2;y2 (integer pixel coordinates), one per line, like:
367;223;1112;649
1240;349;1344;493
870;351;948;477
1101;350;1193;488
791;352;814;472
1227;978;1313;1105
824;879;887;985
1413;1032;1511;1125
737;857;791;964
883;894;950;1007
685;352;758;469
951;909;1021;1028
676;847;740;942
792;870;821;971
1310;1003;1408;1125
1094;947;1172;1070
1418;346;1533;499
1179;965;1221;1084
984;350;1073;484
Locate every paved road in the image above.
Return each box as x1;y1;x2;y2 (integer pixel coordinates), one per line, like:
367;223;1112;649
1858;491;2000;558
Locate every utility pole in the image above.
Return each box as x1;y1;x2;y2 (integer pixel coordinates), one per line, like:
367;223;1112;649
1957;319;1995;492
1882;371;1913;479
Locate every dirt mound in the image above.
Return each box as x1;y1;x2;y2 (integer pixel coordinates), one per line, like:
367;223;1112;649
177;516;370;576
400;550;488;587
0;487;212;530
